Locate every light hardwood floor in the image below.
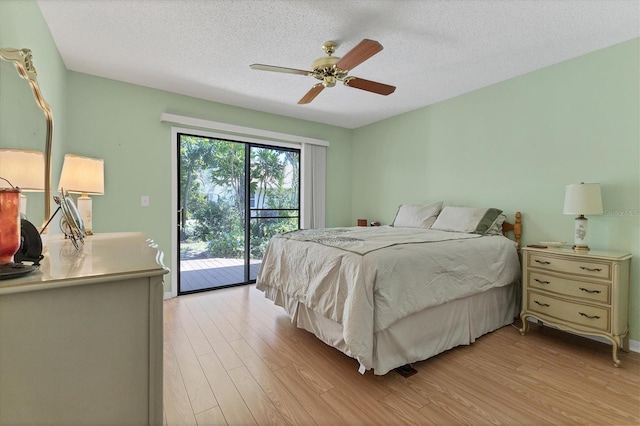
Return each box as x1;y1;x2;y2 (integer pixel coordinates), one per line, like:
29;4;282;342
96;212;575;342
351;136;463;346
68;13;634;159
163;284;639;425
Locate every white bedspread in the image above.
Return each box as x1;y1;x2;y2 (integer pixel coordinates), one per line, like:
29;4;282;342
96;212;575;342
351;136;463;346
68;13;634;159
256;226;521;371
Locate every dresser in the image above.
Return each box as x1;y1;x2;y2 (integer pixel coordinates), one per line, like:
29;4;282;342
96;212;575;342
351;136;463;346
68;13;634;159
519;246;631;366
0;232;168;425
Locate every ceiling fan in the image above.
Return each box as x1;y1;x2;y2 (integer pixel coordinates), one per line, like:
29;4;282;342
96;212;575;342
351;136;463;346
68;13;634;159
250;39;396;104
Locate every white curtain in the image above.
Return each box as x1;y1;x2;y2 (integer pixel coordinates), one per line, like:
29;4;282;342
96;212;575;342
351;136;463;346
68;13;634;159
301;143;326;229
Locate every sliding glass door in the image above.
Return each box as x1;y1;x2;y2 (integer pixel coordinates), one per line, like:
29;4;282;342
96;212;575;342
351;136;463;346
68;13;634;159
178;133;299;294
248;146;300;280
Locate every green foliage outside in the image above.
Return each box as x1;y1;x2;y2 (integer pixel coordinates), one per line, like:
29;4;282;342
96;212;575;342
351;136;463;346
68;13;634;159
179;135;299;260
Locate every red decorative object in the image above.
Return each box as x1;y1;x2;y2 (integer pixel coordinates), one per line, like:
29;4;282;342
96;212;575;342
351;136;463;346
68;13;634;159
0;189;21;264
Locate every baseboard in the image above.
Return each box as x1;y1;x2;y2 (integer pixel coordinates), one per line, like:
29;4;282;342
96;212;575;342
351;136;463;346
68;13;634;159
526;317;639;353
164;292;173;300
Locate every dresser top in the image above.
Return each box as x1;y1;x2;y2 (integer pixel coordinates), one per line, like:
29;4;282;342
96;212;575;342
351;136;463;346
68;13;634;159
523;246;632;261
0;232;168;295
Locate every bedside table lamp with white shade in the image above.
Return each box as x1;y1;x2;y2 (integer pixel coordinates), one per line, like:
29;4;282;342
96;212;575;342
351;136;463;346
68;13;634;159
563;182;603;251
58;154;104;235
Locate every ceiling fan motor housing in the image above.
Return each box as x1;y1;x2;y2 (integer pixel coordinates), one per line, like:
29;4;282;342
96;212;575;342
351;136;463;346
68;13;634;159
312;56;347;87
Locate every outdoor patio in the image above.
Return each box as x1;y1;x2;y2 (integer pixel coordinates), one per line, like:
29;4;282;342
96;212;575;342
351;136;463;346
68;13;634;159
179;258;262;293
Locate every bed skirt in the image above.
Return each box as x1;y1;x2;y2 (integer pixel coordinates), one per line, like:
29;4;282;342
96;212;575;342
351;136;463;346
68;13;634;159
265;283;517;375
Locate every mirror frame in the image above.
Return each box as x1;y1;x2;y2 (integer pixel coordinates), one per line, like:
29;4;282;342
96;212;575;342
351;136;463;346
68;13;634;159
0;48;53;224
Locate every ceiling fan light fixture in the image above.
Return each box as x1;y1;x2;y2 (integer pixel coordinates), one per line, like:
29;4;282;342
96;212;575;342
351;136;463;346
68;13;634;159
323;76;337;88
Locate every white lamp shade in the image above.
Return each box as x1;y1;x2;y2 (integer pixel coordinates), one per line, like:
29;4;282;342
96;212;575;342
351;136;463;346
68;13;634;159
58;154;104;195
0;149;45;191
563;183;603;215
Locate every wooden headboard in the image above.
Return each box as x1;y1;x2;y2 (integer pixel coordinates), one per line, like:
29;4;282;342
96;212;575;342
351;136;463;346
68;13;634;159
502;211;522;251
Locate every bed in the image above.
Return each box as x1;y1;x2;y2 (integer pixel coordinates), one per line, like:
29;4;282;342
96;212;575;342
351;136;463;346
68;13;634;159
256;204;522;375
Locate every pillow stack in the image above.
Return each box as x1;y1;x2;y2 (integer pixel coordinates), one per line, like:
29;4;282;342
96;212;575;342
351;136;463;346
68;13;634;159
391;203;505;235
431;206;505;235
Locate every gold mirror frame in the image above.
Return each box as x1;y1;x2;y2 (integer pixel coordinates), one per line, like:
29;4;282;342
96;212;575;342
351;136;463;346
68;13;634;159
0;48;53;224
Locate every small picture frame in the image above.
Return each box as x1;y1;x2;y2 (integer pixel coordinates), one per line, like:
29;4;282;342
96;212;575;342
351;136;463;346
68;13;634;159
57;189;86;249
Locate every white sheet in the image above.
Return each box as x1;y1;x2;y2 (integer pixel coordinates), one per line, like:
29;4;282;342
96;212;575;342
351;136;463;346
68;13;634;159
256;226;521;371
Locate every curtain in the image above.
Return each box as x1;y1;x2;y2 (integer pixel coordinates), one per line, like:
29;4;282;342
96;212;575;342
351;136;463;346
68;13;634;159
301;143;326;229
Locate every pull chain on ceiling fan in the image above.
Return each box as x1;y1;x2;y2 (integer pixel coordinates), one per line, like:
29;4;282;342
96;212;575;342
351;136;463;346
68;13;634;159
250;39;396;104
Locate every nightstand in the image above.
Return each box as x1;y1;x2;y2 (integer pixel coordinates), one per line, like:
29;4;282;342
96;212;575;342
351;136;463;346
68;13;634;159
519;247;631;366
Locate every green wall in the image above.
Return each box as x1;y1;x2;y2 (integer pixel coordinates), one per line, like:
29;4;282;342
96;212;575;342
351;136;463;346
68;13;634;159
351;38;640;341
0;0;68;226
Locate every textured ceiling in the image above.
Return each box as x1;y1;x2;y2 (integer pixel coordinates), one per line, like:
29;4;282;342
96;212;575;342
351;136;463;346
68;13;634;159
37;0;639;129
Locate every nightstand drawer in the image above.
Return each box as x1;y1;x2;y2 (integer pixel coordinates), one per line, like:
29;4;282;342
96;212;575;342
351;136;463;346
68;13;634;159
528;253;611;280
527;291;610;332
528;271;610;303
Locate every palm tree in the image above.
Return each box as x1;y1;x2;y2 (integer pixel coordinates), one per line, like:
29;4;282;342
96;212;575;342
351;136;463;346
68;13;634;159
251;148;284;208
179;136;215;239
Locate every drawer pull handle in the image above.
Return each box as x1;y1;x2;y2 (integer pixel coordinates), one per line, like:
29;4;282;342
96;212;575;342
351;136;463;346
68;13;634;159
580;266;602;272
579;287;601;294
535;260;551;265
534;278;550;284
534;300;550;308
579;312;601;320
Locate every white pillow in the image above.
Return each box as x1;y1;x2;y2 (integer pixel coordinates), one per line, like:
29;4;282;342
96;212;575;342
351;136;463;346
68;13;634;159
431;206;504;234
392;202;443;229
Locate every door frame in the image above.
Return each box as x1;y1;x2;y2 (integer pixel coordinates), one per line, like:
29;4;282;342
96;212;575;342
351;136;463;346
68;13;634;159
169;125;305;298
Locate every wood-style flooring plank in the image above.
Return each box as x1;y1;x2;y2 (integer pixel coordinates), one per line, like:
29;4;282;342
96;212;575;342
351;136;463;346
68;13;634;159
163;298;180;331
226;366;288;425
163;328;198;425
377;391;432;424
194;406;227;426
319;388;380;425
198;352;257;426
212;302;292;372
272;365;343;425
168;326;218;415
369;373;431;411
174;296;213;356
190;296;244;370
198;293;244;342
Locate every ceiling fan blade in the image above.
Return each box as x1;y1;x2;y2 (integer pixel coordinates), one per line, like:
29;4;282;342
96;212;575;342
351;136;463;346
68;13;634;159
336;39;383;71
344;77;396;96
298;83;324;104
250;64;312;76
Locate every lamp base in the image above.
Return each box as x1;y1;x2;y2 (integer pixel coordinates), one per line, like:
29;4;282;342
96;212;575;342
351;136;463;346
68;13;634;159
573;215;589;252
76;194;93;235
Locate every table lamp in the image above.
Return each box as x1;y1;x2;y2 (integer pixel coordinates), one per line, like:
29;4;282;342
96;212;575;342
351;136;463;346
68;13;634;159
0;149;45;216
58;154;104;235
563;182;603;251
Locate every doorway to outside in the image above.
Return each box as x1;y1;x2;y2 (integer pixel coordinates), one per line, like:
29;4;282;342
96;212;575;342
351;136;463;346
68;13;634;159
178;133;300;295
